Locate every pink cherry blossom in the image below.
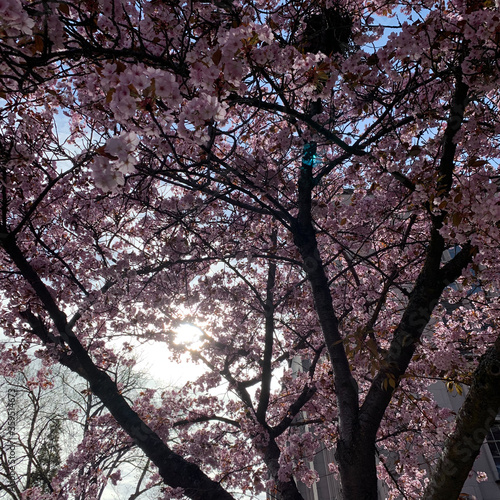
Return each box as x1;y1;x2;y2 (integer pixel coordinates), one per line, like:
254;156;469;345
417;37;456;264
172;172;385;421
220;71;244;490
1;1;500;499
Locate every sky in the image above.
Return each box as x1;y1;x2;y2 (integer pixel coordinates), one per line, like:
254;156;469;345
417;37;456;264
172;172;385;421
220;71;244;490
132;324;208;386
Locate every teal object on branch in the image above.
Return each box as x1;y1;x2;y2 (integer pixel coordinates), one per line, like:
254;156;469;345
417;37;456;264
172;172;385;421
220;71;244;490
302;141;317;168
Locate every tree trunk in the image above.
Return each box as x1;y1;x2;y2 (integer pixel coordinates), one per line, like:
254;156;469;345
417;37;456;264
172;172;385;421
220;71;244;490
424;339;500;500
336;434;378;500
293;144;374;499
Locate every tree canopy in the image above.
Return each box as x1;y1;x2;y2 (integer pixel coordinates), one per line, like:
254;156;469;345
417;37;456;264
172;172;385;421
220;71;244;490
1;0;500;499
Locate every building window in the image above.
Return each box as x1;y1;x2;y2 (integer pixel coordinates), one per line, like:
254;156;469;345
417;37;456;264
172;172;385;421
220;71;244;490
486;424;500;478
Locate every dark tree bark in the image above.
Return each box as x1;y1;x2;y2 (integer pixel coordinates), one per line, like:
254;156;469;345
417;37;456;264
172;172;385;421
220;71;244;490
335;434;378;500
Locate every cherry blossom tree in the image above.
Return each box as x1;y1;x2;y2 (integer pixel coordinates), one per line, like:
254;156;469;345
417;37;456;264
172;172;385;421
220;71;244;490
1;0;500;499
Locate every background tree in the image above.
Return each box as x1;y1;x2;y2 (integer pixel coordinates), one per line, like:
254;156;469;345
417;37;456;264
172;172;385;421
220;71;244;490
28;418;62;492
0;364;163;500
0;0;500;499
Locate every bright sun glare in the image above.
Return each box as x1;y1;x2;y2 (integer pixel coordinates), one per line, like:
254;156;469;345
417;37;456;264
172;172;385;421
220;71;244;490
120;324;206;385
174;323;203;349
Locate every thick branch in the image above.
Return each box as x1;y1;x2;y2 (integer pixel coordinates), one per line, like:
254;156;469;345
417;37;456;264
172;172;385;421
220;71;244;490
360;241;473;438
292;143;359;440
173;416;240;428
1;236;234;500
229;96;363;155
360;73;471;440
271;384;318;437
256;235;277;423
